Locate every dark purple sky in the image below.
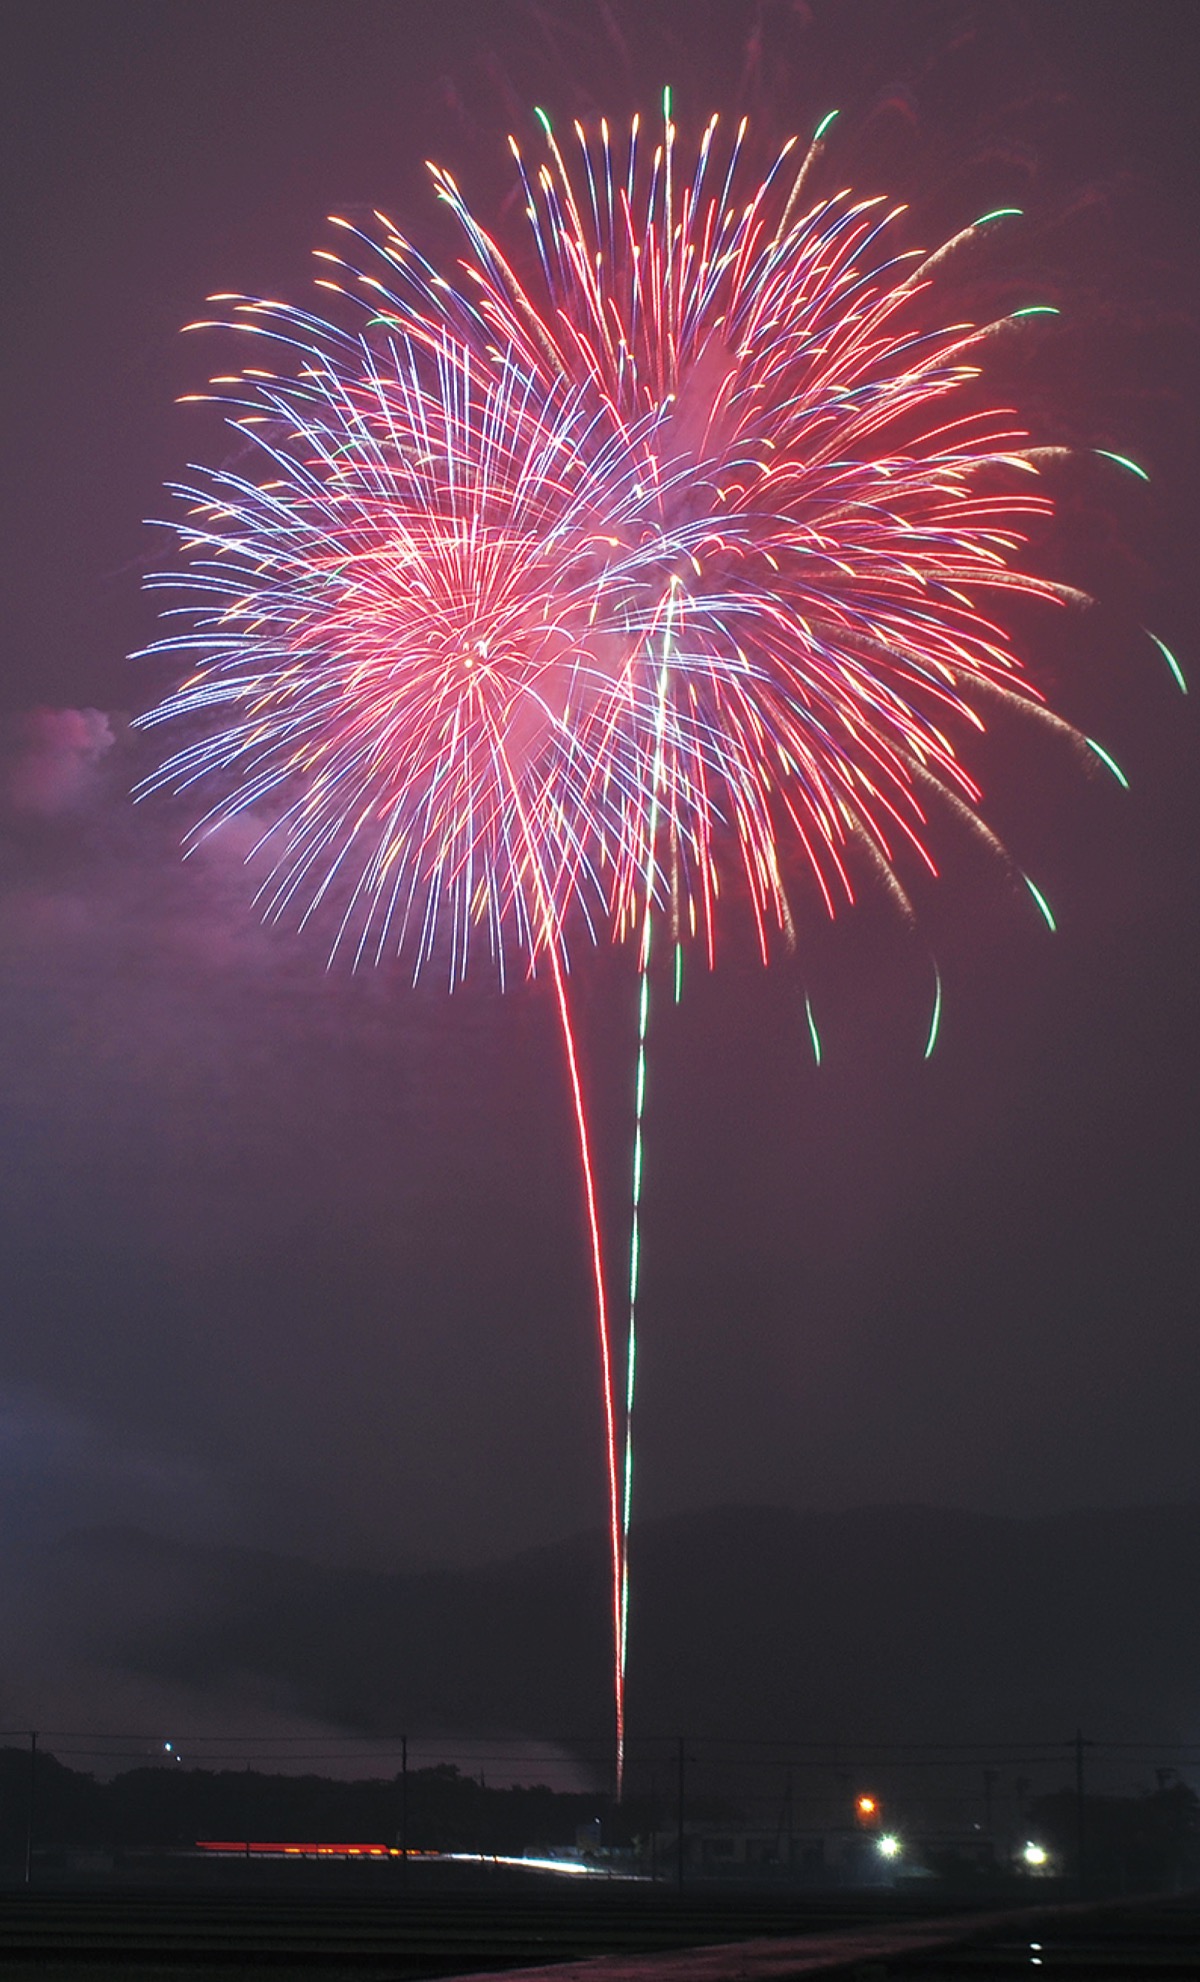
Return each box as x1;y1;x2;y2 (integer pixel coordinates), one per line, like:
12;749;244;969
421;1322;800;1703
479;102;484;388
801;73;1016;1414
2;0;1197;1577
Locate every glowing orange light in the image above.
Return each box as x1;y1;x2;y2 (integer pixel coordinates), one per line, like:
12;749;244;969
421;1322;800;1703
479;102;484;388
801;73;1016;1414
197;1840;403;1858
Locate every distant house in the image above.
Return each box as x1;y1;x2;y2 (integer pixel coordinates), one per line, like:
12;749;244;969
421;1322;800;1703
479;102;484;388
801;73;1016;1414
644;1822;902;1885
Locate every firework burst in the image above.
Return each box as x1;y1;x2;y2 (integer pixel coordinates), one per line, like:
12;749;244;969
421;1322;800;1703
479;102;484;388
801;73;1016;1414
139;98;1142;1791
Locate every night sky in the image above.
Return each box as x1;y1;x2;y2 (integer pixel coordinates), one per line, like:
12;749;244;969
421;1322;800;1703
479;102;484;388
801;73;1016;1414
3;0;1198;1599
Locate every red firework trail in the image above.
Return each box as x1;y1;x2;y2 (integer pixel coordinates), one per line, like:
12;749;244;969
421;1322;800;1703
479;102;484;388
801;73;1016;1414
138;95;1161;1794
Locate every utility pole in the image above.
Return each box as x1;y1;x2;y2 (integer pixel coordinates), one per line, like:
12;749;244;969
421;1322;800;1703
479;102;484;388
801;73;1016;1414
1014;1775;1030;1864
676;1737;685;1891
400;1736;408;1873
778;1770;794;1873
24;1732;37;1887
1074;1729;1086;1896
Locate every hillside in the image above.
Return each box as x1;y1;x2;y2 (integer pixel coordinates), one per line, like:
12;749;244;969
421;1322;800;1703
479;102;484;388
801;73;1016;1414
8;1504;1199;1764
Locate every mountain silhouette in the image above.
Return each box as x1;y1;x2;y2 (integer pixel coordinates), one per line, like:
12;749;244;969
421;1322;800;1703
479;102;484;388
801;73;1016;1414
16;1503;1200;1770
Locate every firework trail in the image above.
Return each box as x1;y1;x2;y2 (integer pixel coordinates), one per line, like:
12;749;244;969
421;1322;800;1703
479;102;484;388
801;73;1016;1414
139;95;1168;1792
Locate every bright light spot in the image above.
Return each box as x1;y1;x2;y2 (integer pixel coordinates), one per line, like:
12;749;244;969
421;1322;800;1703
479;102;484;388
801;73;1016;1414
877;1833;901;1859
1023;1842;1048;1866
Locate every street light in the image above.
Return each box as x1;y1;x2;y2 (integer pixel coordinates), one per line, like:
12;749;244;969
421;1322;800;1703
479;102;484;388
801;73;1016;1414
877;1833;902;1860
